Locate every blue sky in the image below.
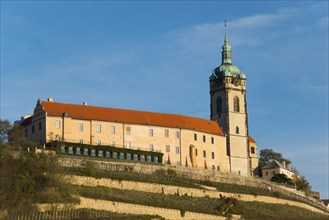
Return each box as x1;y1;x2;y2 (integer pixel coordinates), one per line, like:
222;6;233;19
1;1;328;198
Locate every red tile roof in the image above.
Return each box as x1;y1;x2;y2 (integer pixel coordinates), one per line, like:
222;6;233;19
248;136;256;143
40;101;225;136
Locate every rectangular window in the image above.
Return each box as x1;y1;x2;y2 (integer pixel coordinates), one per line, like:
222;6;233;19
55;120;60;129
96;140;101;145
203;150;206;158
203;135;206;142
251;147;255;154
176;161;181;166
126;127;131;135
175;146;180;154
212;152;215;159
110;141;115;146
38;122;42;130
164;129;169;137
79;139;83;144
195;149;198;156
211;137;214;144
111;126;115;134
126;141;131;149
175;131;180;138
166;145;170;152
265;171;268;176
194;133;197;141
150;144;154;151
149;129;154;137
96;124;101;133
32;125;35;133
79;123;83;132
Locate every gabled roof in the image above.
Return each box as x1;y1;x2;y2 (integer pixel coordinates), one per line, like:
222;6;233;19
40;101;225;136
262;160;284;170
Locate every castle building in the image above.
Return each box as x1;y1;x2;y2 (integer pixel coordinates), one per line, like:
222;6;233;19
18;32;258;176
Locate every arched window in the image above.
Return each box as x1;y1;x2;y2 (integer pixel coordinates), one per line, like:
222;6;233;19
216;97;222;113
233;96;240;112
235;126;239;134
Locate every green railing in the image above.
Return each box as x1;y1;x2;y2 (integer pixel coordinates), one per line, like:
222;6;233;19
47;141;163;164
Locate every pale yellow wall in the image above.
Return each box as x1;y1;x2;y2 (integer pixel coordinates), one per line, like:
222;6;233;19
67;119;91;144
39;114;230;170
227;88;246;114
24;101;231;171
181;129;229;171
90;120;124;146
46;116;63;142
227;83;250;176
229;136;248;158
229;114;247;136
249;141;259;176
230;157;249;176
121;124;181;164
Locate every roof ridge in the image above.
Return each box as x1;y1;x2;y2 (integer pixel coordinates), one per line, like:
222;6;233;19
40;100;225;136
40;100;214;122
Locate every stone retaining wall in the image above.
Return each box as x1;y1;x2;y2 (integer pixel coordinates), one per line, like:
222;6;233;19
59;157;328;213
37;197;238;220
64;175;329;215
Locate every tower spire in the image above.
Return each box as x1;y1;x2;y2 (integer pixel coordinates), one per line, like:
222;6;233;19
222;19;232;65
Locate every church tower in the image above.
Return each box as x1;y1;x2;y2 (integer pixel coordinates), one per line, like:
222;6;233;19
209;30;252;176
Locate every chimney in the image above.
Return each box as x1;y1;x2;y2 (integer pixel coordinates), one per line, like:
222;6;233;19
287;163;292;171
48;97;54;102
282;160;286;168
83;102;88;106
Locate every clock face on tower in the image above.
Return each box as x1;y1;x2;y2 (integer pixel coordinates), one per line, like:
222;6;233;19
234;78;240;86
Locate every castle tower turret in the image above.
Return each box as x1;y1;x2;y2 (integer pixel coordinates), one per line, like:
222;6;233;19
209;29;251;176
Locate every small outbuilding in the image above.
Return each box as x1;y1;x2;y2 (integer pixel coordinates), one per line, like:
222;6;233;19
262;160;295;181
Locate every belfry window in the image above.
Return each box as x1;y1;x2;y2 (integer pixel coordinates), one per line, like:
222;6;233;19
233;96;240;112
216;97;222;113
